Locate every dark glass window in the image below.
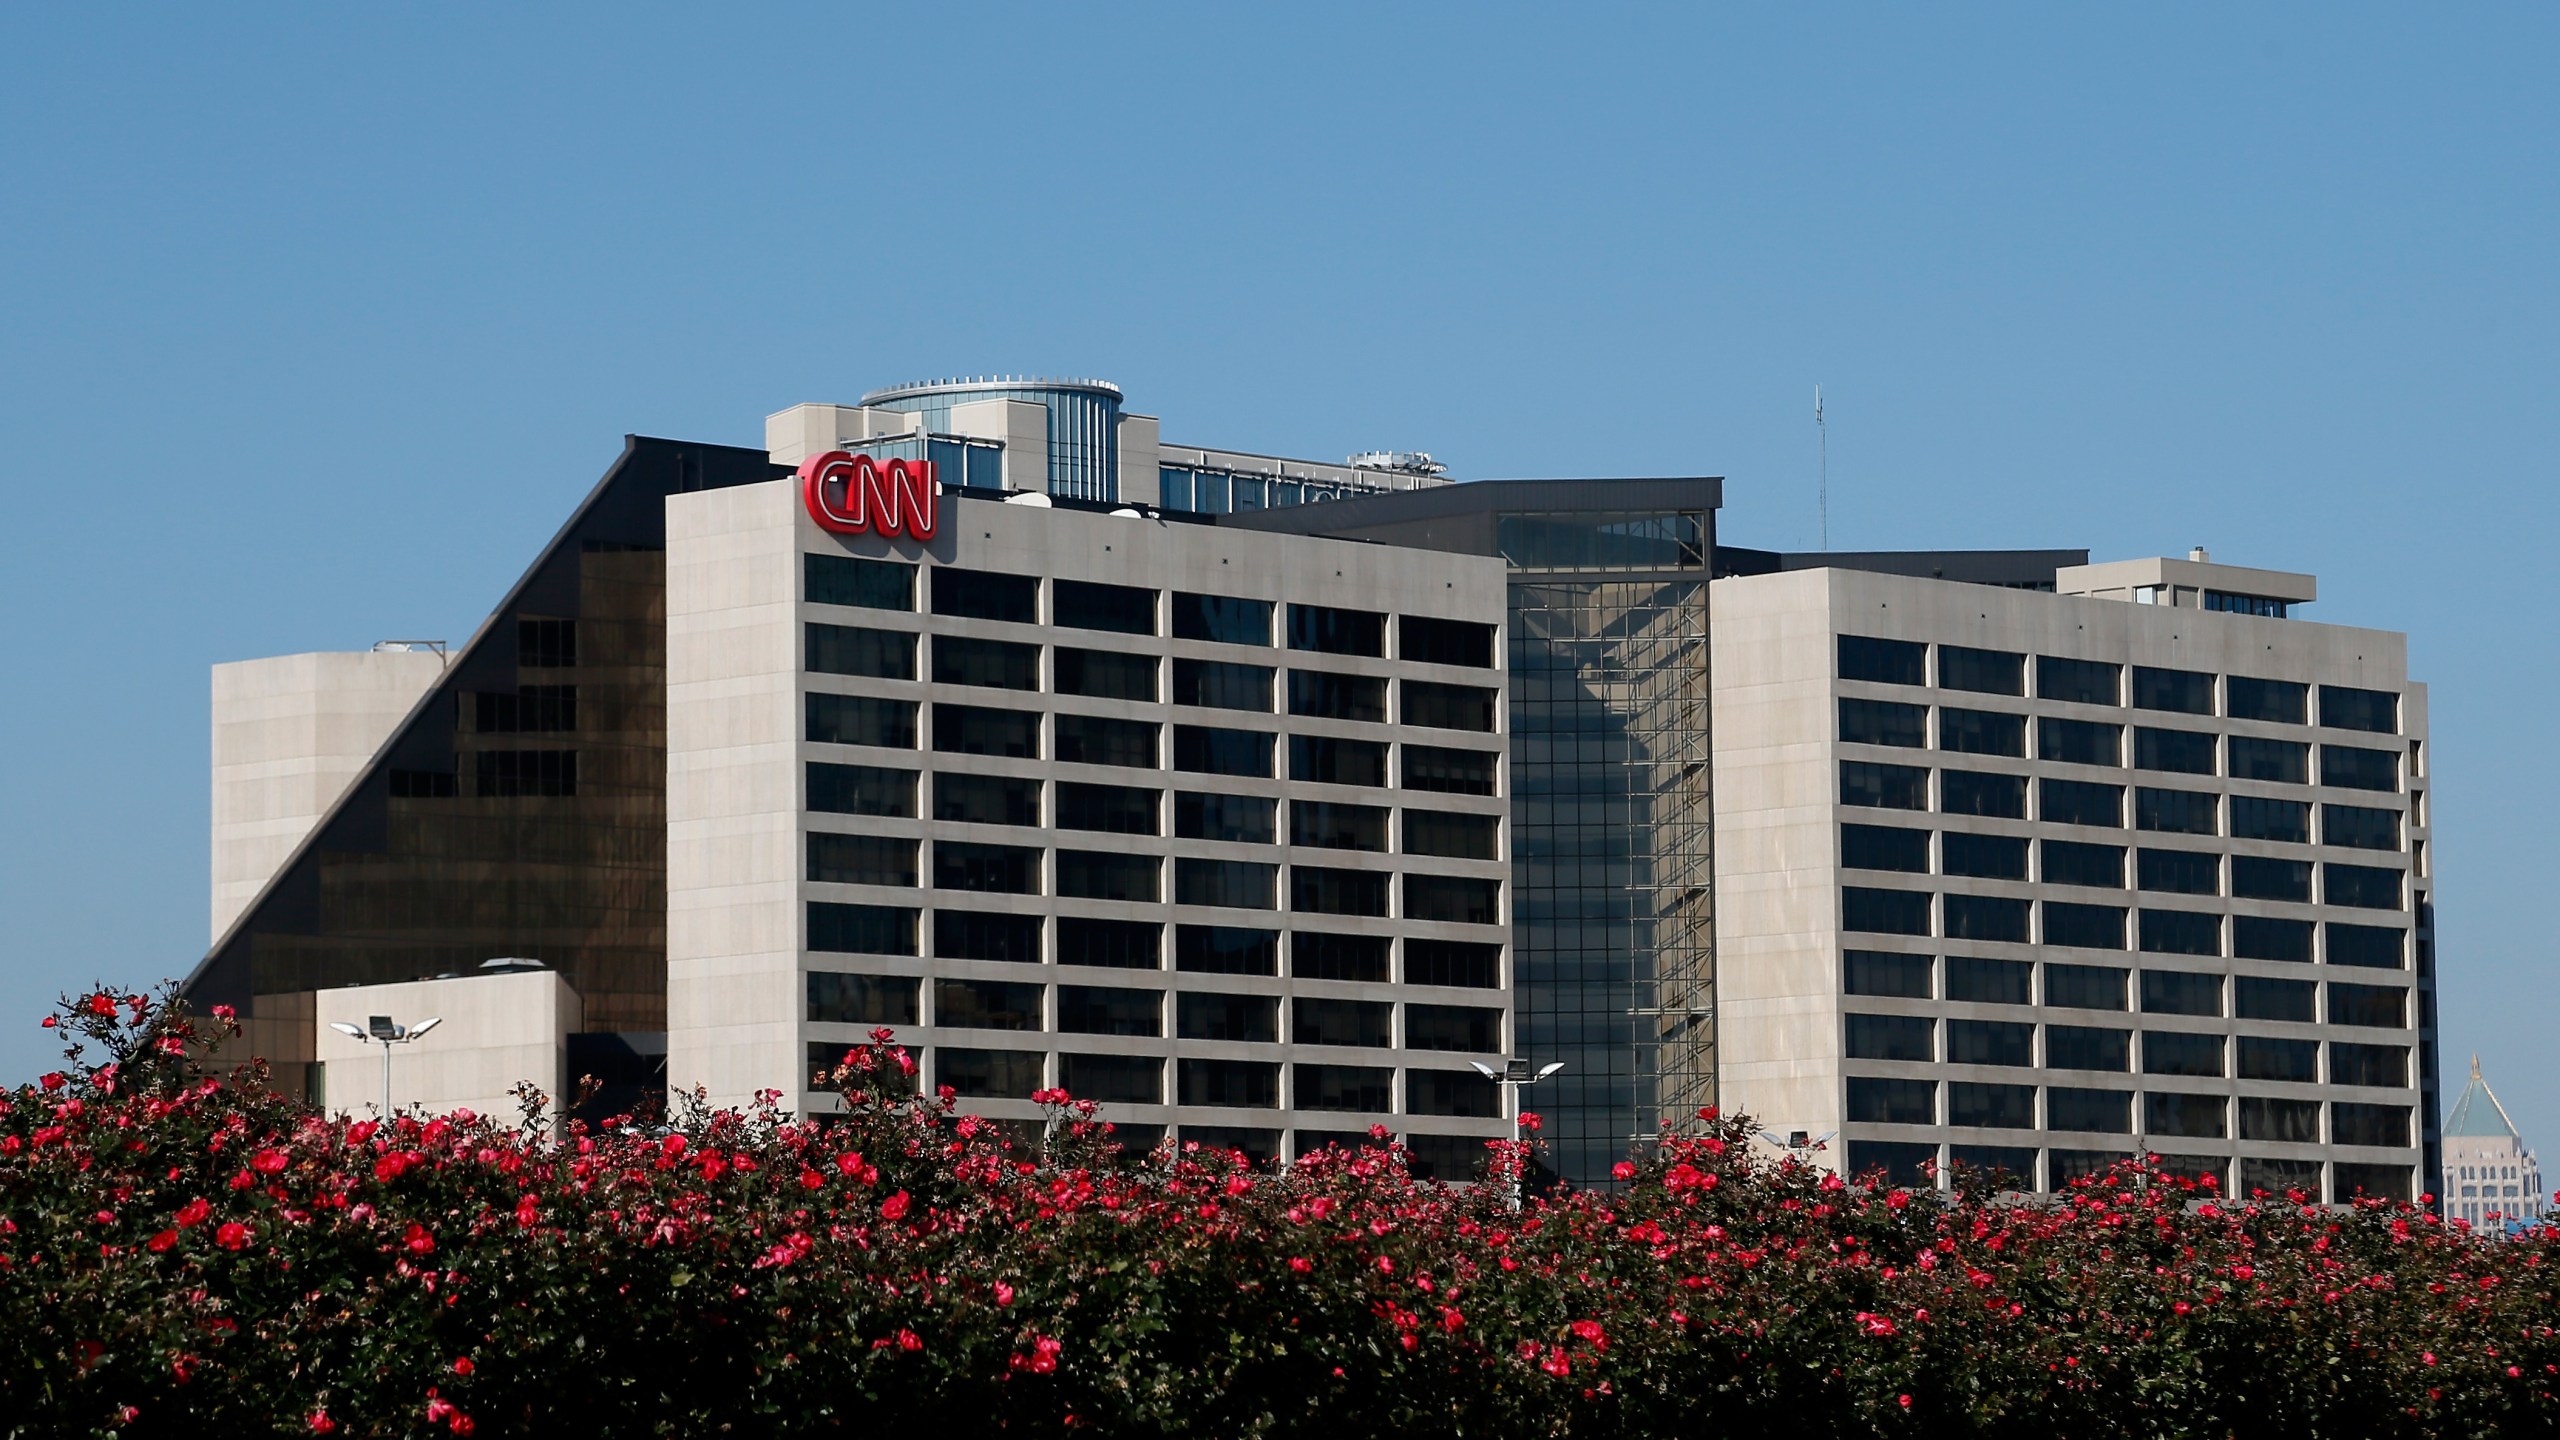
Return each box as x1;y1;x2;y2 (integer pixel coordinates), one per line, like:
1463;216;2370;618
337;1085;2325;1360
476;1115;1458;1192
1053;579;1156;636
2239;1096;2321;1141
1296;1064;1394;1113
1407;939;1501;989
935;911;1040;964
2045;963;2127;1010
941;1048;1044;1099
1838;635;1925;686
805;553;913;612
1404;745;1497;796
2137;848;2220;895
934;841;1040;894
933;704;1038;759
1849;1077;1937;1125
2324;863;2404;911
1942;831;2028;881
476;685;577;734
1401;616;1496;669
2227;676;2307;724
2040;717;2121;767
2230;856;2311;902
1843;950;1931;999
1054;714;1159;769
2233;915;2314;963
1946;955;2031;1005
1844;1013;1933;1062
2145;1092;2227;1139
2335;1163;2411;1202
1176;992;1278;1042
1405;874;1500;925
1291;800;1387;852
476;750;578;797
1172;792;1275;844
1171;593;1273;646
1841;698;1927;748
808;693;916;749
2134;727;2216;775
2133;666;2213;715
1173;725;1274;778
2331;1042;2408;1088
1178;1059;1280;1109
2133;787;2216;835
1287;604;1385;657
1054;648;1158;702
1404;810;1498;861
1059;1053;1161;1105
1948;1019;2034;1067
1294;997;1392;1048
1056;917;1159;970
1948;1082;2035;1128
1293;866;1388;917
807;971;919;1026
1175;858;1276;909
1841;823;1929;873
1945;894;2030;943
2228;736;2309;784
1172;659;1273;712
2237;1040;2319;1085
1399;1135;1485;1181
1174;925;1277;975
936;978;1042;1031
387;769;459;798
2319;685;2399;735
1288;670;1387;722
1291;735;1388;787
2042;840;2124;889
1402;680;1498;732
2143;1031;2224;1077
2042;778;2124;828
1845;760;1932;810
2044;902;2126;950
2046;1025;2130;1071
1057;985;1161;1037
2326;923;2405;970
2328;982;2407;1029
1947;1145;2038;1186
1294;931;1389;982
1407;1070;1499;1118
933;635;1039;691
808;622;921;676
2230;795;2311;843
519;616;578;668
1056;782;1158;836
2236;976;2316;1023
809;902;919;957
809;763;919;818
1937;645;2023;696
1842;886;1930;936
1845;1141;1940;1187
1056;850;1159;903
2322;804;2402;851
1938;707;2026;757
2038;656;2120;706
933;773;1040;828
2140;968;2223;1015
2320;745;2399;793
1185;1124;1280;1163
2046;1087;2131;1134
2333;1102;2410;1148
931;567;1037;624
805;832;917;887
2139;909;2222;956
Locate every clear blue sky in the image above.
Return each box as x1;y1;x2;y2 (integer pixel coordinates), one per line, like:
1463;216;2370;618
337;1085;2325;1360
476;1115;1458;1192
3;6;2552;1153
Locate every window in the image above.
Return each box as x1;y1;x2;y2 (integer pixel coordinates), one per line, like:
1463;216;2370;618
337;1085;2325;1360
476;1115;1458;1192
1849;1077;1937;1125
1056;783;1157;836
1401;1135;1487;1182
1174;925;1277;975
2133;666;2212;715
1407;1070;1499;1118
2134;727;2216;775
1938;645;2024;696
2046;1088;2131;1134
1057;917;1159;969
1948;1082;2035;1128
2233;915;2314;963
1405;874;1501;925
1172;659;1273;712
935;978;1042;1031
933;636;1039;691
1407;1004;1502;1053
2331;1042;2408;1088
1179;1059;1283;1109
2133;787;2215;835
1945;895;2029;943
1948;1019;2034;1067
805;832;917;888
476;685;576;734
934;773;1040;828
1185;1125;1279;1163
1296;1065;1394;1113
2204;591;2287;618
1054;714;1159;769
1295;931;1390;982
1843;951;1931;999
1404;745;1497;796
2143;1031;2224;1077
808;693;916;749
2226;676;2307;724
1846;1142;1940;1187
2043;902;2126;950
2140;969;2222;1015
1845;761;1931;811
1287;604;1385;657
2319;685;2399;735
1402;680;1497;732
1057;985;1160;1037
2326;923;2405;970
1284;735;1386;789
1946;956;2031;1005
1841;698;1927;748
2320;745;2399;793
2145;1092;2227;1139
2237;1040;2319;1085
1939;707;2026;757
1056;850;1159;903
476;750;577;797
1947;1145;2039;1186
2327;982;2407;1029
2333;1102;2410;1149
2137;848;2220;895
1401;616;1496;668
931;567;1037;624
2140;909;2222;957
519;615;579;668
1291;801;1388;852
806;553;914;611
1288;670;1387;723
1845;1013;1933;1062
1173;792;1275;844
2230;856;2311;902
941;1049;1044;1099
2228;736;2309;784
2038;656;2120;706
1942;832;2028;881
1053;579;1155;636
935;911;1040;964
1059;1053;1161;1105
2230;795;2311;843
1294;998;1391;1048
1173;726;1274;778
2046;1025;2130;1071
807;972;919;1026
1407;940;1501;988
933;704;1039;759
1838;635;1925;686
2335;1163;2411;1202
2324;863;2404;911
1054;648;1158;702
2322;804;2402;851
388;769;458;798
2235;976;2316;1023
1176;992;1277;1042
2237;1102;2324;1153
2040;717;2121;767
1293;866;1388;917
1171;593;1273;646
2042;840;2124;889
1175;858;1277;909
1841;824;1929;873
2045;963;2127;1010
933;839;1039;893
809;763;919;818
809;903;919;957
2043;779;2124;828
1404;810;1498;861
1843;887;1930;936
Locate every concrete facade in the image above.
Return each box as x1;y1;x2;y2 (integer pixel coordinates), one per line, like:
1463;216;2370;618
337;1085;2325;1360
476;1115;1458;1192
313;968;582;1121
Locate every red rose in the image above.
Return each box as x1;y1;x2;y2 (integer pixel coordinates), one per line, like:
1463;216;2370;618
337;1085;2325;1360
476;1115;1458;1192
215;1222;252;1250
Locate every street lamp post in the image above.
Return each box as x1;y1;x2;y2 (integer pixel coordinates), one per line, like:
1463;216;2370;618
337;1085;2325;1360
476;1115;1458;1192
327;1014;443;1118
1470;1058;1564;1209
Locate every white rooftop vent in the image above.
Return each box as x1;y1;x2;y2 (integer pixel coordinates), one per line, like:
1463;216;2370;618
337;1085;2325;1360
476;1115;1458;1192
1347;450;1447;477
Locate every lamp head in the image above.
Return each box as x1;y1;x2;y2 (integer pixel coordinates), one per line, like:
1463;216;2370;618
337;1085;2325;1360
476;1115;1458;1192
1502;1058;1533;1083
1469;1061;1498;1080
1534;1062;1565;1080
406;1017;444;1039
327;1022;366;1040
367;1016;398;1041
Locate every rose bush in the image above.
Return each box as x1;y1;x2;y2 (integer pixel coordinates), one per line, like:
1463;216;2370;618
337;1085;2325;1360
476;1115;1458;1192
3;984;2555;1438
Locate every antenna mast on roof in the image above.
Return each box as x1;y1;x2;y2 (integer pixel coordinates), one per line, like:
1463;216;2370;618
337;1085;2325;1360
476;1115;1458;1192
1815;385;1828;551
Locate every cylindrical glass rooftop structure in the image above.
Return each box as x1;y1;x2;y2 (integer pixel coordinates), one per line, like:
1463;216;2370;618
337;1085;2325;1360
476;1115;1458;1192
859;377;1124;502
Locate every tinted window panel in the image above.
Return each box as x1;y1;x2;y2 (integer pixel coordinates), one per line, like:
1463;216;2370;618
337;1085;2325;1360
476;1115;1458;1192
1296;1064;1394;1112
1171;593;1272;646
2230;795;2310;843
2327;923;2406;970
933;704;1039;759
1845;761;1931;810
2046;1087;2131;1134
1053;579;1156;636
1054;714;1159;769
2145;1091;2227;1139
2134;727;2216;775
1942;831;2028;881
2139;908;2222;956
2321;744;2399;792
1948;1081;2035;1128
931;567;1037;624
1055;782;1158;836
1842;886;1930;936
2233;915;2314;963
2038;656;2121;706
1407;939;1501;989
1939;707;2026;757
2045;963;2127;1010
2333;1102;2409;1148
2042;778;2124;828
936;978;1042;1031
1173;726;1274;778
2133;666;2213;715
2228;736;2309;784
1293;997;1392;1048
1848;1077;1937;1125
2324;863;2404;911
1174;925;1277;975
1947;1019;2034;1066
1286;604;1386;657
807;971;919;1026
1290;800;1388;852
1291;866;1388;917
805;832;918;887
2046;1025;2129;1071
1056;917;1160;969
1294;931;1389;982
1178;1059;1280;1109
1843;950;1931;998
933;773;1040;827
1056;850;1159;903
2137;848;2220;896
1406;1069;1498;1118
808;763;919;818
806;553;914;611
2227;676;2307;724
934;911;1040;963
1172;659;1273;711
2043;902;2126;950
2143;1030;2224;1077
2230;855;2311;902
1404;745;1498;796
1401;616;1496;668
2328;983;2408;1028
2319;685;2399;735
2323;804;2401;851
2236;976;2316;1023
1937;645;2023;696
1944;894;2029;943
1841;698;1927;748
807;693;916;749
808;902;919;957
932;636;1039;690
1405;874;1501;925
2140;968;2222;1014
1176;992;1277;1042
2133;787;2216;835
1057;985;1161;1037
1402;680;1498;732
2331;1042;2408;1088
806;623;916;680
1290;735;1388;787
1175;858;1277;909
1059;1053;1161;1105
1404;810;1499;861
2237;1041;2319;1085
1172;792;1275;844
941;1048;1044;1098
1839;635;1925;686
1841;823;1929;874
1054;648;1158;701
1844;1013;1933;1062
934;841;1040;894
2042;840;2124;889
1288;670;1387;722
2040;717;2121;767
1946;955;2031;1005
1846;1141;1940;1187
1407;1004;1502;1054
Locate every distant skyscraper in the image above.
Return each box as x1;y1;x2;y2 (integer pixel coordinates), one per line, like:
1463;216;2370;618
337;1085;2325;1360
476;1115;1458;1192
2444;1059;2544;1232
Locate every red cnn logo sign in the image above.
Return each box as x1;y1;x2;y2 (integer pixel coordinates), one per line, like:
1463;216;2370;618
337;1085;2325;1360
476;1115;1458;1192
799;451;939;540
